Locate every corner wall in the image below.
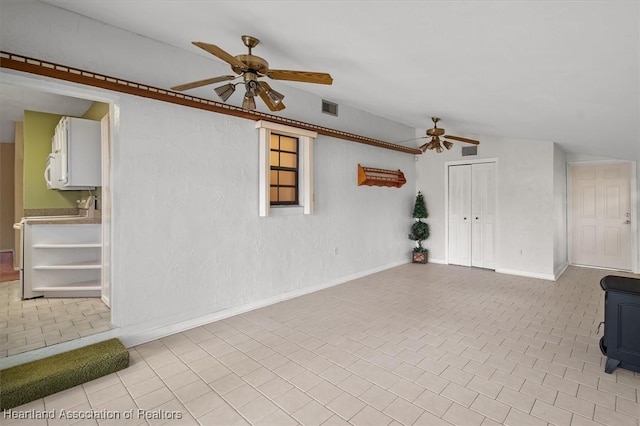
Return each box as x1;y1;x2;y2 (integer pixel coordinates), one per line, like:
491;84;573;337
416;135;557;279
553;143;568;277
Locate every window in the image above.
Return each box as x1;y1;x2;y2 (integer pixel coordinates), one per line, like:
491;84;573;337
270;133;299;205
256;121;316;216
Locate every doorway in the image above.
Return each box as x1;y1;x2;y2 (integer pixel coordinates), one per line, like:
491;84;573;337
447;161;497;269
0;72;116;359
569;162;634;271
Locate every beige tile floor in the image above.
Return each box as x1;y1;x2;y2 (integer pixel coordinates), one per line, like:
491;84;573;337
0;279;113;357
4;264;640;426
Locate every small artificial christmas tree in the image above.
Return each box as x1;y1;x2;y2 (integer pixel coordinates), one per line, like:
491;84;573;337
409;191;430;263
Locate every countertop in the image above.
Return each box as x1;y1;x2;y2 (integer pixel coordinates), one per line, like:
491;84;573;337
21;208;102;225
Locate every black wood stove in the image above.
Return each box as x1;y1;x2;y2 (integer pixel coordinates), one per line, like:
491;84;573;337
599;275;640;374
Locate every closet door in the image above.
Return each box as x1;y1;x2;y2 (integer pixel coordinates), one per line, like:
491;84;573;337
448;162;496;269
448;165;472;266
471;163;496;269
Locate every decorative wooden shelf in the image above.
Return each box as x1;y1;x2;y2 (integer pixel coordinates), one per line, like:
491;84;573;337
357;164;406;188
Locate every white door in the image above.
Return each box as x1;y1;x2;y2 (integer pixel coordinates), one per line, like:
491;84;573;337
472;163;496;269
571;163;632;270
448;165;472;266
448;162;496;268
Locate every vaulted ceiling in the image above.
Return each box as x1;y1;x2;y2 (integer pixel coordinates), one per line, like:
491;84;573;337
5;1;640;160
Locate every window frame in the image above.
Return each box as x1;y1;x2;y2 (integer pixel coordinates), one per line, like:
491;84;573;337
269;133;300;206
257;120;316;217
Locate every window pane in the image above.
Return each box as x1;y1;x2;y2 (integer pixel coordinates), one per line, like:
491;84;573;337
278;187;296;202
279;171;296;185
280;153;297;168
270;187;278;201
270;151;279;167
270;170;278;184
280;136;297;152
270;135;279;150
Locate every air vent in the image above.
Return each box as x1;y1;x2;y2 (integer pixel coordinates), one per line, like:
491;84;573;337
462;146;478;157
322;100;338;116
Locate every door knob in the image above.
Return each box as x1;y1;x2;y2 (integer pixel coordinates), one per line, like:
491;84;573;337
475;217;479;220
624;220;631;224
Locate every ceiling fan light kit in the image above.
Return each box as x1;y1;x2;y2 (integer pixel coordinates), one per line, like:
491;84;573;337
242;95;256;111
171;35;333;112
214;83;236;101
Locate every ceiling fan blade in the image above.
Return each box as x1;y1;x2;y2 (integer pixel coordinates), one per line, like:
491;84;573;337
171;75;236;91
258;81;286;111
192;41;248;71
444;135;480;145
267;69;333;85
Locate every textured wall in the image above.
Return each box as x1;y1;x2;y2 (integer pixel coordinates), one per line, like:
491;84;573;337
416;135;558;278
1;1;417;331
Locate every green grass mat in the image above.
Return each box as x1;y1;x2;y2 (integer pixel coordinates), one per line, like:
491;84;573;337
0;338;129;410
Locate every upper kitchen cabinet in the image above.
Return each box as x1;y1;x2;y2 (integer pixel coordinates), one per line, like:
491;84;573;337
46;117;101;190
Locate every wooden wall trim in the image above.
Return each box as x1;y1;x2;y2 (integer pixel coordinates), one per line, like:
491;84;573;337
1;51;421;155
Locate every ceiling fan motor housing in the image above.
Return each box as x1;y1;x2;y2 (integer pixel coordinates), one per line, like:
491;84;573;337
426;128;445;137
233;55;269;75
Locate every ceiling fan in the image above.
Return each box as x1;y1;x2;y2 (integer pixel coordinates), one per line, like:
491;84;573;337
402;117;480;153
171;35;333;112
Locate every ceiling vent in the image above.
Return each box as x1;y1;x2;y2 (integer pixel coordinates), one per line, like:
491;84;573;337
462;146;478;157
322;100;338;116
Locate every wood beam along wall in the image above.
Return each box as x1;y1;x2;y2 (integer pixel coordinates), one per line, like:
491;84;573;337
0;52;421;155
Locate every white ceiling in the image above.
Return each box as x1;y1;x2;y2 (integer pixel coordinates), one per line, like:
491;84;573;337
8;1;640;159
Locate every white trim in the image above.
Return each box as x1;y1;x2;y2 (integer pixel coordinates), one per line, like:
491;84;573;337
0;259;409;369
302;136;314;215
257;121;315;217
427;257;447;264
567;160;638;274
255;120;317;138
258;127;270;217
495;267;557;281
269;206;304;216
554;261;569;280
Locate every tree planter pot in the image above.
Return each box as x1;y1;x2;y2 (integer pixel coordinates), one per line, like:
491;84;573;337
412;251;428;264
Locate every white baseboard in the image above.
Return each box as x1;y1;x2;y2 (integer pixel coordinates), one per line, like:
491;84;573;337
0;259;409;369
495;267;556;281
554;262;569;280
427;257;447;264
119;259;409;349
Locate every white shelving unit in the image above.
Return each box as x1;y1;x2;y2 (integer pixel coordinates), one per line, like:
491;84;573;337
23;223;102;299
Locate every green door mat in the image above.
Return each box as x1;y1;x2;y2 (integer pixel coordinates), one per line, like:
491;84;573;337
0;338;129;410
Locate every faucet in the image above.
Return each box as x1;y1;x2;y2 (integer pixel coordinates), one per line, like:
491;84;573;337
78;195;97;218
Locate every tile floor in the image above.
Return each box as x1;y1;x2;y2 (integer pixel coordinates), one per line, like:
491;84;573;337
0;279;113;357
4;264;640;426
0;251;20;283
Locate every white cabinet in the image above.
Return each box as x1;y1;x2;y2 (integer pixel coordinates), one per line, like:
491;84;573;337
448;162;496;269
45;117;101;190
23;223;101;299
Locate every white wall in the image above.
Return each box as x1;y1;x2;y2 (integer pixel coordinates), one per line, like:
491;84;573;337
1;2;417;340
416;135;558;279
